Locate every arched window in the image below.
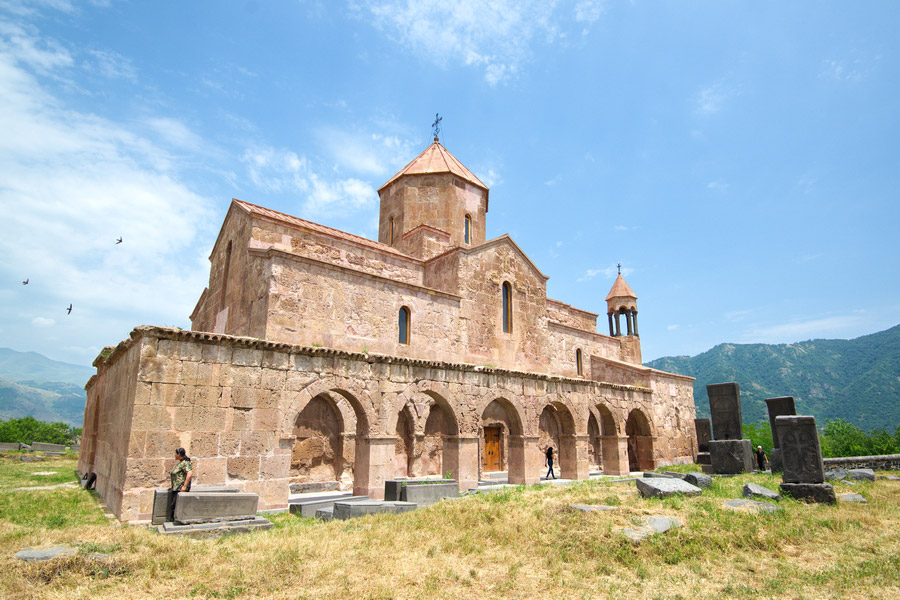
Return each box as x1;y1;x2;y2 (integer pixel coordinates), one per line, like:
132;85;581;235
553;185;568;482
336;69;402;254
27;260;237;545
398;306;410;344
464;214;472;244
389;216;394;245
576;348;583;376
502;282;512;333
220;241;232;310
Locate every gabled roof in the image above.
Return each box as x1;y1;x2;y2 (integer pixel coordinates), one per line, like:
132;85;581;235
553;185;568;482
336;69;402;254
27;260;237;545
378;138;488;192
229;198;409;258
606;274;637;300
426;234;549;283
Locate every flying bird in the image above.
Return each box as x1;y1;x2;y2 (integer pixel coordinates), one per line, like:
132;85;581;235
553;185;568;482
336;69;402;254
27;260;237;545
66;304;72;315
116;237;123;244
22;279;28;285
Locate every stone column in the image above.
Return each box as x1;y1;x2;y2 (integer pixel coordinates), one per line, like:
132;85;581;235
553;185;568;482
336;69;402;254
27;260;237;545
600;435;629;476
508;435;541;485
560;434;590;480
632;311;639;337
614;313;621;337
607;312;614;337
443;436;480;491
354;436;396;500
625;310;633;335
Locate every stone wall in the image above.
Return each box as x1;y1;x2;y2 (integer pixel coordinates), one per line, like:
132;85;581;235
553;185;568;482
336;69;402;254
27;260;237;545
82;326;696;523
824;454;900;471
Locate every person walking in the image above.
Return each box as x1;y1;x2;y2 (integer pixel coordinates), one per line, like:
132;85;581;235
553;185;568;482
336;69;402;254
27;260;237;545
545;446;556;479
755;445;768;471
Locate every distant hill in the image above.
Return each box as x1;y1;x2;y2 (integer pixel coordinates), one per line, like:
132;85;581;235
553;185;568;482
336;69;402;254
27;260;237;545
0;348;93;427
645;324;900;432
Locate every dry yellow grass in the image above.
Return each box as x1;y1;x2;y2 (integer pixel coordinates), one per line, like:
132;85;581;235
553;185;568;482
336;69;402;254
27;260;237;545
2;454;899;599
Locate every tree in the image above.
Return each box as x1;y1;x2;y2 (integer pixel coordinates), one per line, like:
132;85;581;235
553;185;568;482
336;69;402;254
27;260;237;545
742;421;773;454
0;416;80;446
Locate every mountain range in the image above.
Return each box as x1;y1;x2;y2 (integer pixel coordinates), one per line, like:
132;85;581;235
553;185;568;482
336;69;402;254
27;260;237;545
646;324;900;432
0;348;94;427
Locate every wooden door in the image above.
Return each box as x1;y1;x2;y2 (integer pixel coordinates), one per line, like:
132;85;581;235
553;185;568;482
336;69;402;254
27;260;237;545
483;426;502;472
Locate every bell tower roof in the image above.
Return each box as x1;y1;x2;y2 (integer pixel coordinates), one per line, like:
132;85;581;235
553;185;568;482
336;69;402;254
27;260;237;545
606;273;637;301
378;137;489;193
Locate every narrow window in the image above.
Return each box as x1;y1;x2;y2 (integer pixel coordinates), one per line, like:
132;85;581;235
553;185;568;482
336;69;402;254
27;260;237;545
464;214;471;244
576;348;583;376
219;241;232;310
398;306;410;344
389;217;394;245
502;282;512;333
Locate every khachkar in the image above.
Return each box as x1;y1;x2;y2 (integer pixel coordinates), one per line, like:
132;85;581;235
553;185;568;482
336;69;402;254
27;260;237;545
706;383;754;474
765;396;797;473
776;415;835;504
694;418;711;466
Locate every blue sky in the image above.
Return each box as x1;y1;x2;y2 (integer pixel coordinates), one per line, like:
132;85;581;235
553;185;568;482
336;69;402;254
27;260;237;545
1;1;898;367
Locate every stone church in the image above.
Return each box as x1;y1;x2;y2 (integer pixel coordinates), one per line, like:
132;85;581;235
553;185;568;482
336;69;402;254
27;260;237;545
79;136;696;523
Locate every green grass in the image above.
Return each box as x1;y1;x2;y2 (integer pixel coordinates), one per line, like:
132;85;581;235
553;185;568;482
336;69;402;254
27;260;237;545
1;455;899;599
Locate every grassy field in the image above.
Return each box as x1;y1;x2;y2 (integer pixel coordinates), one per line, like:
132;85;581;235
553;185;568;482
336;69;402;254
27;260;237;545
1;454;899;599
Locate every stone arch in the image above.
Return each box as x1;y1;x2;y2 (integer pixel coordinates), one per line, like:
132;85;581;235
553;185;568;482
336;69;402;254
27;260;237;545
474;390;526;437
283;377;375;495
587;413;601;469
478;393;528;483
386;381;463;480
593;402;625;475
537;395;580;480
625;408;655;472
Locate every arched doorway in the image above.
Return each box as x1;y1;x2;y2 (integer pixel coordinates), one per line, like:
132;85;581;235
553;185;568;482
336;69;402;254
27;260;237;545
480;398;524;478
625;409;654;472
290;393;356;489
539;405;561;478
394;406;414;477
596;404;622;475
587;413;601;470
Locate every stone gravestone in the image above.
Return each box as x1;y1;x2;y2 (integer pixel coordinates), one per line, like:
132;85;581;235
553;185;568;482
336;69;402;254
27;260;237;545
694;418;712;465
776;415;835;504
765;396;796;473
708;383;742;440
707;383;754;474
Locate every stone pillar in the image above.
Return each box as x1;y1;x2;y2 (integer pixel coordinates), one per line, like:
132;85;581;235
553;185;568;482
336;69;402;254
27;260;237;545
354;436;396;500
625;310;633;335
443;436;479;491
560;434;590;480
614;313;621;337
508;435;541;485
632;311;639;337
607;312;614;336
600;435;629;476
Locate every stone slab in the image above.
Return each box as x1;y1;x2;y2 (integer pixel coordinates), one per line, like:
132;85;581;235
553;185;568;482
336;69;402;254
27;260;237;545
571;504;618;512
623;516;681;541
708;382;742;440
709;439;754;474
289;495;368;518
825;468;847;481
682;472;713;488
31;442;66;452
173;492;259;524
315;507;334;521
776;416;825;483
694;418;712;452
0;442;21;451
152;489;173;525
643;472;677;478
765;396;796;449
332;500;417;520
701;464;714;474
400;482;459;506
724;498;778;514
839;493;867;503
847;468;875;481
780;482;836;504
696;452;711;465
742;482;781;501
158;516;273;535
15;545;76;562
290;480;340;494
635;477;702;498
770;448;783;473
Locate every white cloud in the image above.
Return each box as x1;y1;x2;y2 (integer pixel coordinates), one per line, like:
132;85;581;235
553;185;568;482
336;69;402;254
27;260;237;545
613;225;632;231
724;309;753;322
316;127;416;177
544;174;561;186
357;1;605;85
577;264;633;282
694;80;737;115
85;48;136;81
145;117;204;151
820;57;873;83
742;314;865;344
667;324;679;331
0;22;216;361
240;145;378;218
707;180;729;191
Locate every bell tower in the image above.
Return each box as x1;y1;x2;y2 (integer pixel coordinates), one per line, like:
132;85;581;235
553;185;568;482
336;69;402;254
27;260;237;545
606;266;639;338
377;135;489;260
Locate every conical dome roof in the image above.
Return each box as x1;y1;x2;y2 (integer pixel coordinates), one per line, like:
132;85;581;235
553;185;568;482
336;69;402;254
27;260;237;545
378;137;488;192
606;274;637;301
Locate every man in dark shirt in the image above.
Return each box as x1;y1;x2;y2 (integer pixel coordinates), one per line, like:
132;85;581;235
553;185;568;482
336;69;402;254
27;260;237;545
755;446;768;471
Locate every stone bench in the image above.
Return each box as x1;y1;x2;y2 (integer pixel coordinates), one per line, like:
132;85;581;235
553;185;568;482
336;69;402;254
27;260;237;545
174;492;259;524
400;482;459;507
289;494;369;518
332;500;417;520
151;486;242;525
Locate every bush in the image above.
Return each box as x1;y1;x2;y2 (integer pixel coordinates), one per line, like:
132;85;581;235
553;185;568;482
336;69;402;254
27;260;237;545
0;416;81;446
820;418;900;458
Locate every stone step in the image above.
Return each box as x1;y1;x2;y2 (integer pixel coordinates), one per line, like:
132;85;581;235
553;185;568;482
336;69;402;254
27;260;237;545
157;516;273;536
482;471;508;480
289;495;369;518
